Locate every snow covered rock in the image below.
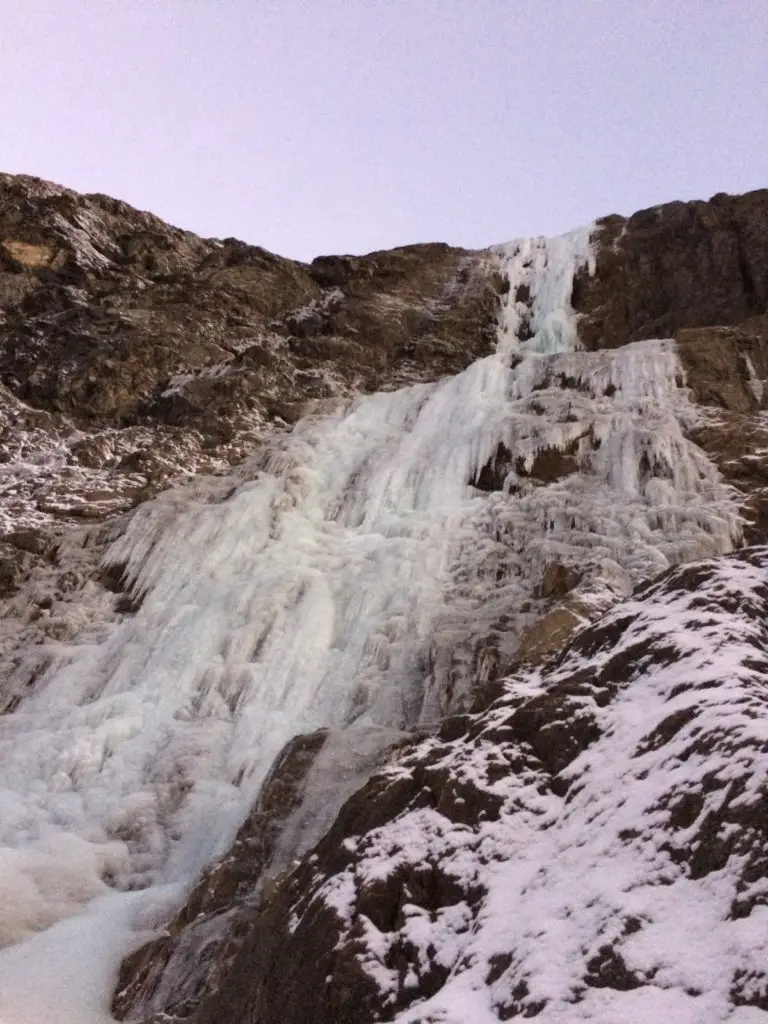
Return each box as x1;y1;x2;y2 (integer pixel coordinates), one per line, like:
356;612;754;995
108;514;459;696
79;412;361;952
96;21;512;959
178;548;768;1024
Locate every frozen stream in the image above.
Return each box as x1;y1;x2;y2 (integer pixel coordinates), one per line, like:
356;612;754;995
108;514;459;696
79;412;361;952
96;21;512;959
0;227;742;1022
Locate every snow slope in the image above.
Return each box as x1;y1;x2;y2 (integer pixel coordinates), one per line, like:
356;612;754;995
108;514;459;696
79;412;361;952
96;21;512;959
293;548;768;1023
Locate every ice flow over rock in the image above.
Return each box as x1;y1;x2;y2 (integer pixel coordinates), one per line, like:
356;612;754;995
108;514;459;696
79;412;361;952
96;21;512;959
0;225;742;1022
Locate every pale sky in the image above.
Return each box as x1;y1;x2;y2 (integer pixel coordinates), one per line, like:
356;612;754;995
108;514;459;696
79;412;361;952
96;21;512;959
1;0;766;261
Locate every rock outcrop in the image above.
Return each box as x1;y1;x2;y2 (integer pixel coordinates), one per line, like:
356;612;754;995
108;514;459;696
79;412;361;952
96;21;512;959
574;190;768;348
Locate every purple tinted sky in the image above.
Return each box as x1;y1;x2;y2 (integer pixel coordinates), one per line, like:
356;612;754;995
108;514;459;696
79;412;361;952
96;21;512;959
2;0;767;261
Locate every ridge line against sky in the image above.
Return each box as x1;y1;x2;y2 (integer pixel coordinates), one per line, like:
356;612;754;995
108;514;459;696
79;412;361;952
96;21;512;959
1;0;767;261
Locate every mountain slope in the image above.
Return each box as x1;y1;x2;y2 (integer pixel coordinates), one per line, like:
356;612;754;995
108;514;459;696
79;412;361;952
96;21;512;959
183;547;768;1023
0;176;765;1024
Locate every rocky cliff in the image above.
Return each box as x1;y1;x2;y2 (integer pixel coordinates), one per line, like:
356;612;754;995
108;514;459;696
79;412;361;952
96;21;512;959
0;173;501;522
0;175;766;1024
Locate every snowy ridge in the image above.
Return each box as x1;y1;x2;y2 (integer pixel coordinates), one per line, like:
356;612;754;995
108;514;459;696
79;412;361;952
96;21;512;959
295;548;768;1023
0;223;747;1023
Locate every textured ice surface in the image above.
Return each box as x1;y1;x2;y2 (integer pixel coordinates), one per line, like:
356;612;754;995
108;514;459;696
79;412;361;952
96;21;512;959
0;225;744;1021
493;228;596;355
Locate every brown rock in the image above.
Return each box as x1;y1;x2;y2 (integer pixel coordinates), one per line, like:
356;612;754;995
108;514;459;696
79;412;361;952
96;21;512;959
2;239;54;268
537;562;582;600
676;314;768;413
516;604;584;666
674;315;768;542
575;189;768;349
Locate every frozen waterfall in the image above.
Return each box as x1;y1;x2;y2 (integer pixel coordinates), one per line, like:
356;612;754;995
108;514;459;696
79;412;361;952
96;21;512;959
0;225;743;1022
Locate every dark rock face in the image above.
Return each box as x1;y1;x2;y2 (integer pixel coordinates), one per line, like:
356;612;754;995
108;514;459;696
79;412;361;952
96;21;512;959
0;175;499;428
675;314;768;542
470;440;581;492
575;189;768;348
